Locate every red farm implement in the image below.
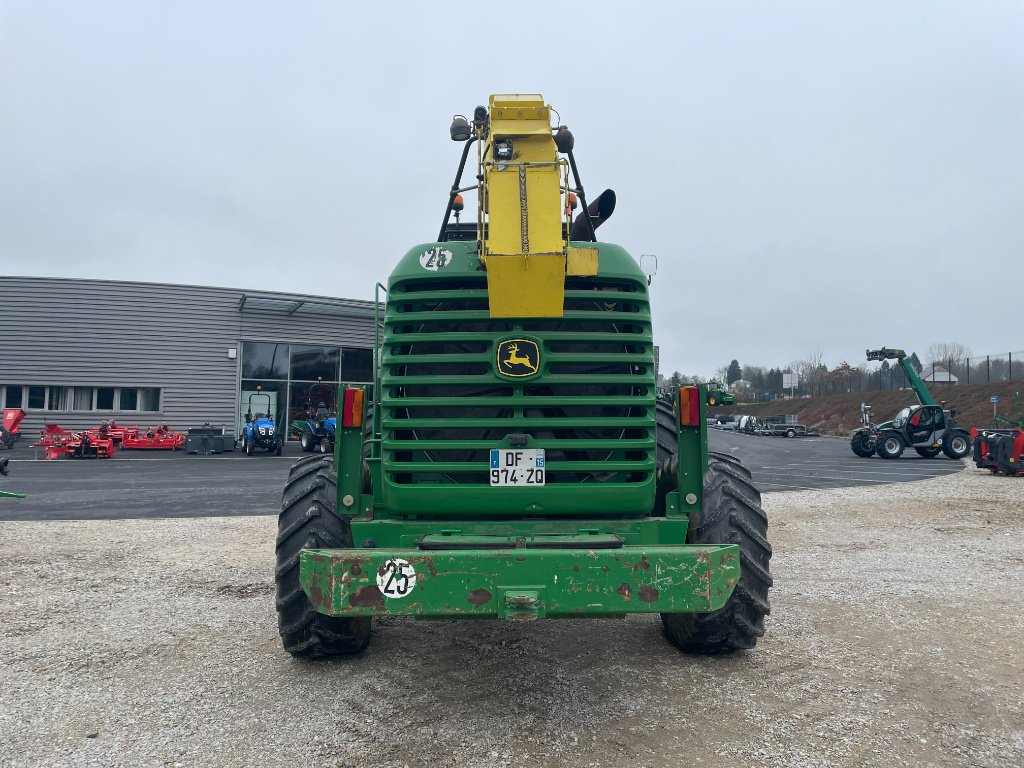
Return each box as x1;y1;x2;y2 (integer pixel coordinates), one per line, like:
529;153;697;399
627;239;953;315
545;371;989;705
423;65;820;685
972;428;1024;477
121;424;184;450
1;408;26;449
95;420;140;447
34;425;115;460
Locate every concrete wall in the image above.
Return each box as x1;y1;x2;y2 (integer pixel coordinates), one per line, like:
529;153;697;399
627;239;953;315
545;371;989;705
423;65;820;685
0;276;376;436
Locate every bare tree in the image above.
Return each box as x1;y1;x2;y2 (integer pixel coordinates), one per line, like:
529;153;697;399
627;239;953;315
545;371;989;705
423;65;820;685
926;342;972;367
792;348;825;396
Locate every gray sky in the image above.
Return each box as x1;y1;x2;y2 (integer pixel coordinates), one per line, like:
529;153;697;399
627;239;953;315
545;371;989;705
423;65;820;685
1;1;1021;377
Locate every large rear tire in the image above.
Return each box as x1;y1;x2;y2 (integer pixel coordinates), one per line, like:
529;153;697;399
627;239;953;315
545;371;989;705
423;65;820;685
915;446;941;458
942;429;971;459
662;455;772;653
276;455;371;658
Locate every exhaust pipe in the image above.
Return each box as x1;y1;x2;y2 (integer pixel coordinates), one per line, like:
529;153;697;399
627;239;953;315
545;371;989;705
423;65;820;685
570;189;616;241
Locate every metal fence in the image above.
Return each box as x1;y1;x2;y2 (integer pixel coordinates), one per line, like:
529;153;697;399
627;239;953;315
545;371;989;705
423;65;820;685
738;351;1024;402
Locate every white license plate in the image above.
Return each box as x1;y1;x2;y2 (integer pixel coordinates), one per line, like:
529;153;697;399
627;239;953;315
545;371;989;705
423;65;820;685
489;448;545;486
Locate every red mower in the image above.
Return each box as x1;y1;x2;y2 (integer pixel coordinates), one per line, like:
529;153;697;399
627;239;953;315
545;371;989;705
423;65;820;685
972;428;1024;476
121;424;184;450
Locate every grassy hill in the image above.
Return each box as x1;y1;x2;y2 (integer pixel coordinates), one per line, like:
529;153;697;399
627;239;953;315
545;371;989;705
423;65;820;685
708;381;1023;436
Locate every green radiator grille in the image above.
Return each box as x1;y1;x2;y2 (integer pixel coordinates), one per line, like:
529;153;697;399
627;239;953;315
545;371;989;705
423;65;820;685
380;275;657;514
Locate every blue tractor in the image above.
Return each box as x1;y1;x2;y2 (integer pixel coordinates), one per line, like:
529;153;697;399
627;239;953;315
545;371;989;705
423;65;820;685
241;391;282;456
299;381;336;454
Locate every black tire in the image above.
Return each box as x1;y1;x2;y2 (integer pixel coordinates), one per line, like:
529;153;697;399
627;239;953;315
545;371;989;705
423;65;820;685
850;432;875;458
275;442;283;457
707;395;717;407
942;430;971;459
319;438;332;455
708;449;746;471
300;430;315;453
243;434;254;456
654;400;679;514
662;454;772;653
276;455;371;658
915;446;941;458
785;428;796;438
875;431;904;459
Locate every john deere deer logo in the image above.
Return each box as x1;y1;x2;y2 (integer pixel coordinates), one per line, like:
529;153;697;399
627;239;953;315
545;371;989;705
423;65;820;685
497;339;540;378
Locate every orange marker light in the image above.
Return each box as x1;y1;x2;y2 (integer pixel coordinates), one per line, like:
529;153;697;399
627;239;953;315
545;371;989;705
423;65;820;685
453;194;464;212
342;388;364;429
678;386;700;427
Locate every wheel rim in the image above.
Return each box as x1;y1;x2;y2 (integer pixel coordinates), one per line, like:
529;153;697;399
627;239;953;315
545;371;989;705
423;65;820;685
951;436;967;454
884;438;900;454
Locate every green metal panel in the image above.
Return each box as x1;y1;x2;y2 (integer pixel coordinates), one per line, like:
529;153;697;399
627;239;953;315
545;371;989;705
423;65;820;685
299;542;739;620
351;517;690;549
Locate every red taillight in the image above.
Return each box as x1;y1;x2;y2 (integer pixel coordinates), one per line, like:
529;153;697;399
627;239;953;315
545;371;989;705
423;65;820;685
678;386;700;427
342;388;364;428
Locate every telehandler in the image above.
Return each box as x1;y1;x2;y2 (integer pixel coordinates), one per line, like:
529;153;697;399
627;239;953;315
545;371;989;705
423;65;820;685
851;347;970;460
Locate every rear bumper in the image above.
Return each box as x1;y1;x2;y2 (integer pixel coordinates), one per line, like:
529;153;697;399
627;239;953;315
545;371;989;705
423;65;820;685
299;544;739;621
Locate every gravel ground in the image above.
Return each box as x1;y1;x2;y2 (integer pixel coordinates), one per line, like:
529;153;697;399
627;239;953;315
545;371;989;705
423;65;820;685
1;464;1022;768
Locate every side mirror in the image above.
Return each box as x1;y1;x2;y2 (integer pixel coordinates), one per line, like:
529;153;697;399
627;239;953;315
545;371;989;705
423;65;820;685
639;254;658;286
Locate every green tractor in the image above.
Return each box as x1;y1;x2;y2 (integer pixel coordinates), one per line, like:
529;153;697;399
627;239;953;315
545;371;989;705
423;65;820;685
275;94;772;657
705;380;736;407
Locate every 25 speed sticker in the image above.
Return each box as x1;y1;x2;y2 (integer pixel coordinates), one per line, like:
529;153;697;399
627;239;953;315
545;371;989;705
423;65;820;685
376;558;417;599
419;246;453;271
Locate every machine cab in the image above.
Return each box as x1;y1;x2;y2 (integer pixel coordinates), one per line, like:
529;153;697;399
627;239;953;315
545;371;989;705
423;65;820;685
895;405;945;446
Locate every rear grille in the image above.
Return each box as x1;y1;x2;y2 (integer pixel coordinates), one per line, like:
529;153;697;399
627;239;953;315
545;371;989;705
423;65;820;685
380;275;656;514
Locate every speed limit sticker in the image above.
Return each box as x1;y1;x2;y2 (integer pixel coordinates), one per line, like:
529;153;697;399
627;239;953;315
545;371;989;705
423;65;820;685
376;558;417;599
419;247;453;271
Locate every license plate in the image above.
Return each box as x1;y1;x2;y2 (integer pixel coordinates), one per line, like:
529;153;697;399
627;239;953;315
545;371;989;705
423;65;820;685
489;448;545;486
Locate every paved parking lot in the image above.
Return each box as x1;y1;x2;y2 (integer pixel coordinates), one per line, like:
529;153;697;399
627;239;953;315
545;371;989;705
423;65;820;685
709;430;964;492
0;443;293;521
1;431;964;521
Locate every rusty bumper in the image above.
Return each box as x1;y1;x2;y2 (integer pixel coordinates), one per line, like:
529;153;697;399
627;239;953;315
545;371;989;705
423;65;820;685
298;545;740;621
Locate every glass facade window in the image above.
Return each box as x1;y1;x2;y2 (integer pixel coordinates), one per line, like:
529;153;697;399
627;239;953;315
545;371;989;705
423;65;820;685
240;341;374;440
4;386;23;408
139;388;160;412
27;387;45;409
120;388;138;411
10;385;160;412
341;347;373;382
47;386;68;411
239;379;287;435
73;387;93;411
96;387;115;410
288;381;339;439
242;342;290;380
290;345;340;382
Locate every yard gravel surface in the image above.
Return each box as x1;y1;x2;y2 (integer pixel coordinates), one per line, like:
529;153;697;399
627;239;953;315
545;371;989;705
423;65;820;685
1;463;1022;767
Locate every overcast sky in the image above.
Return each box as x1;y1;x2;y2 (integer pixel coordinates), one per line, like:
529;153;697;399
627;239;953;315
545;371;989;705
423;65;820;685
1;1;1020;377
